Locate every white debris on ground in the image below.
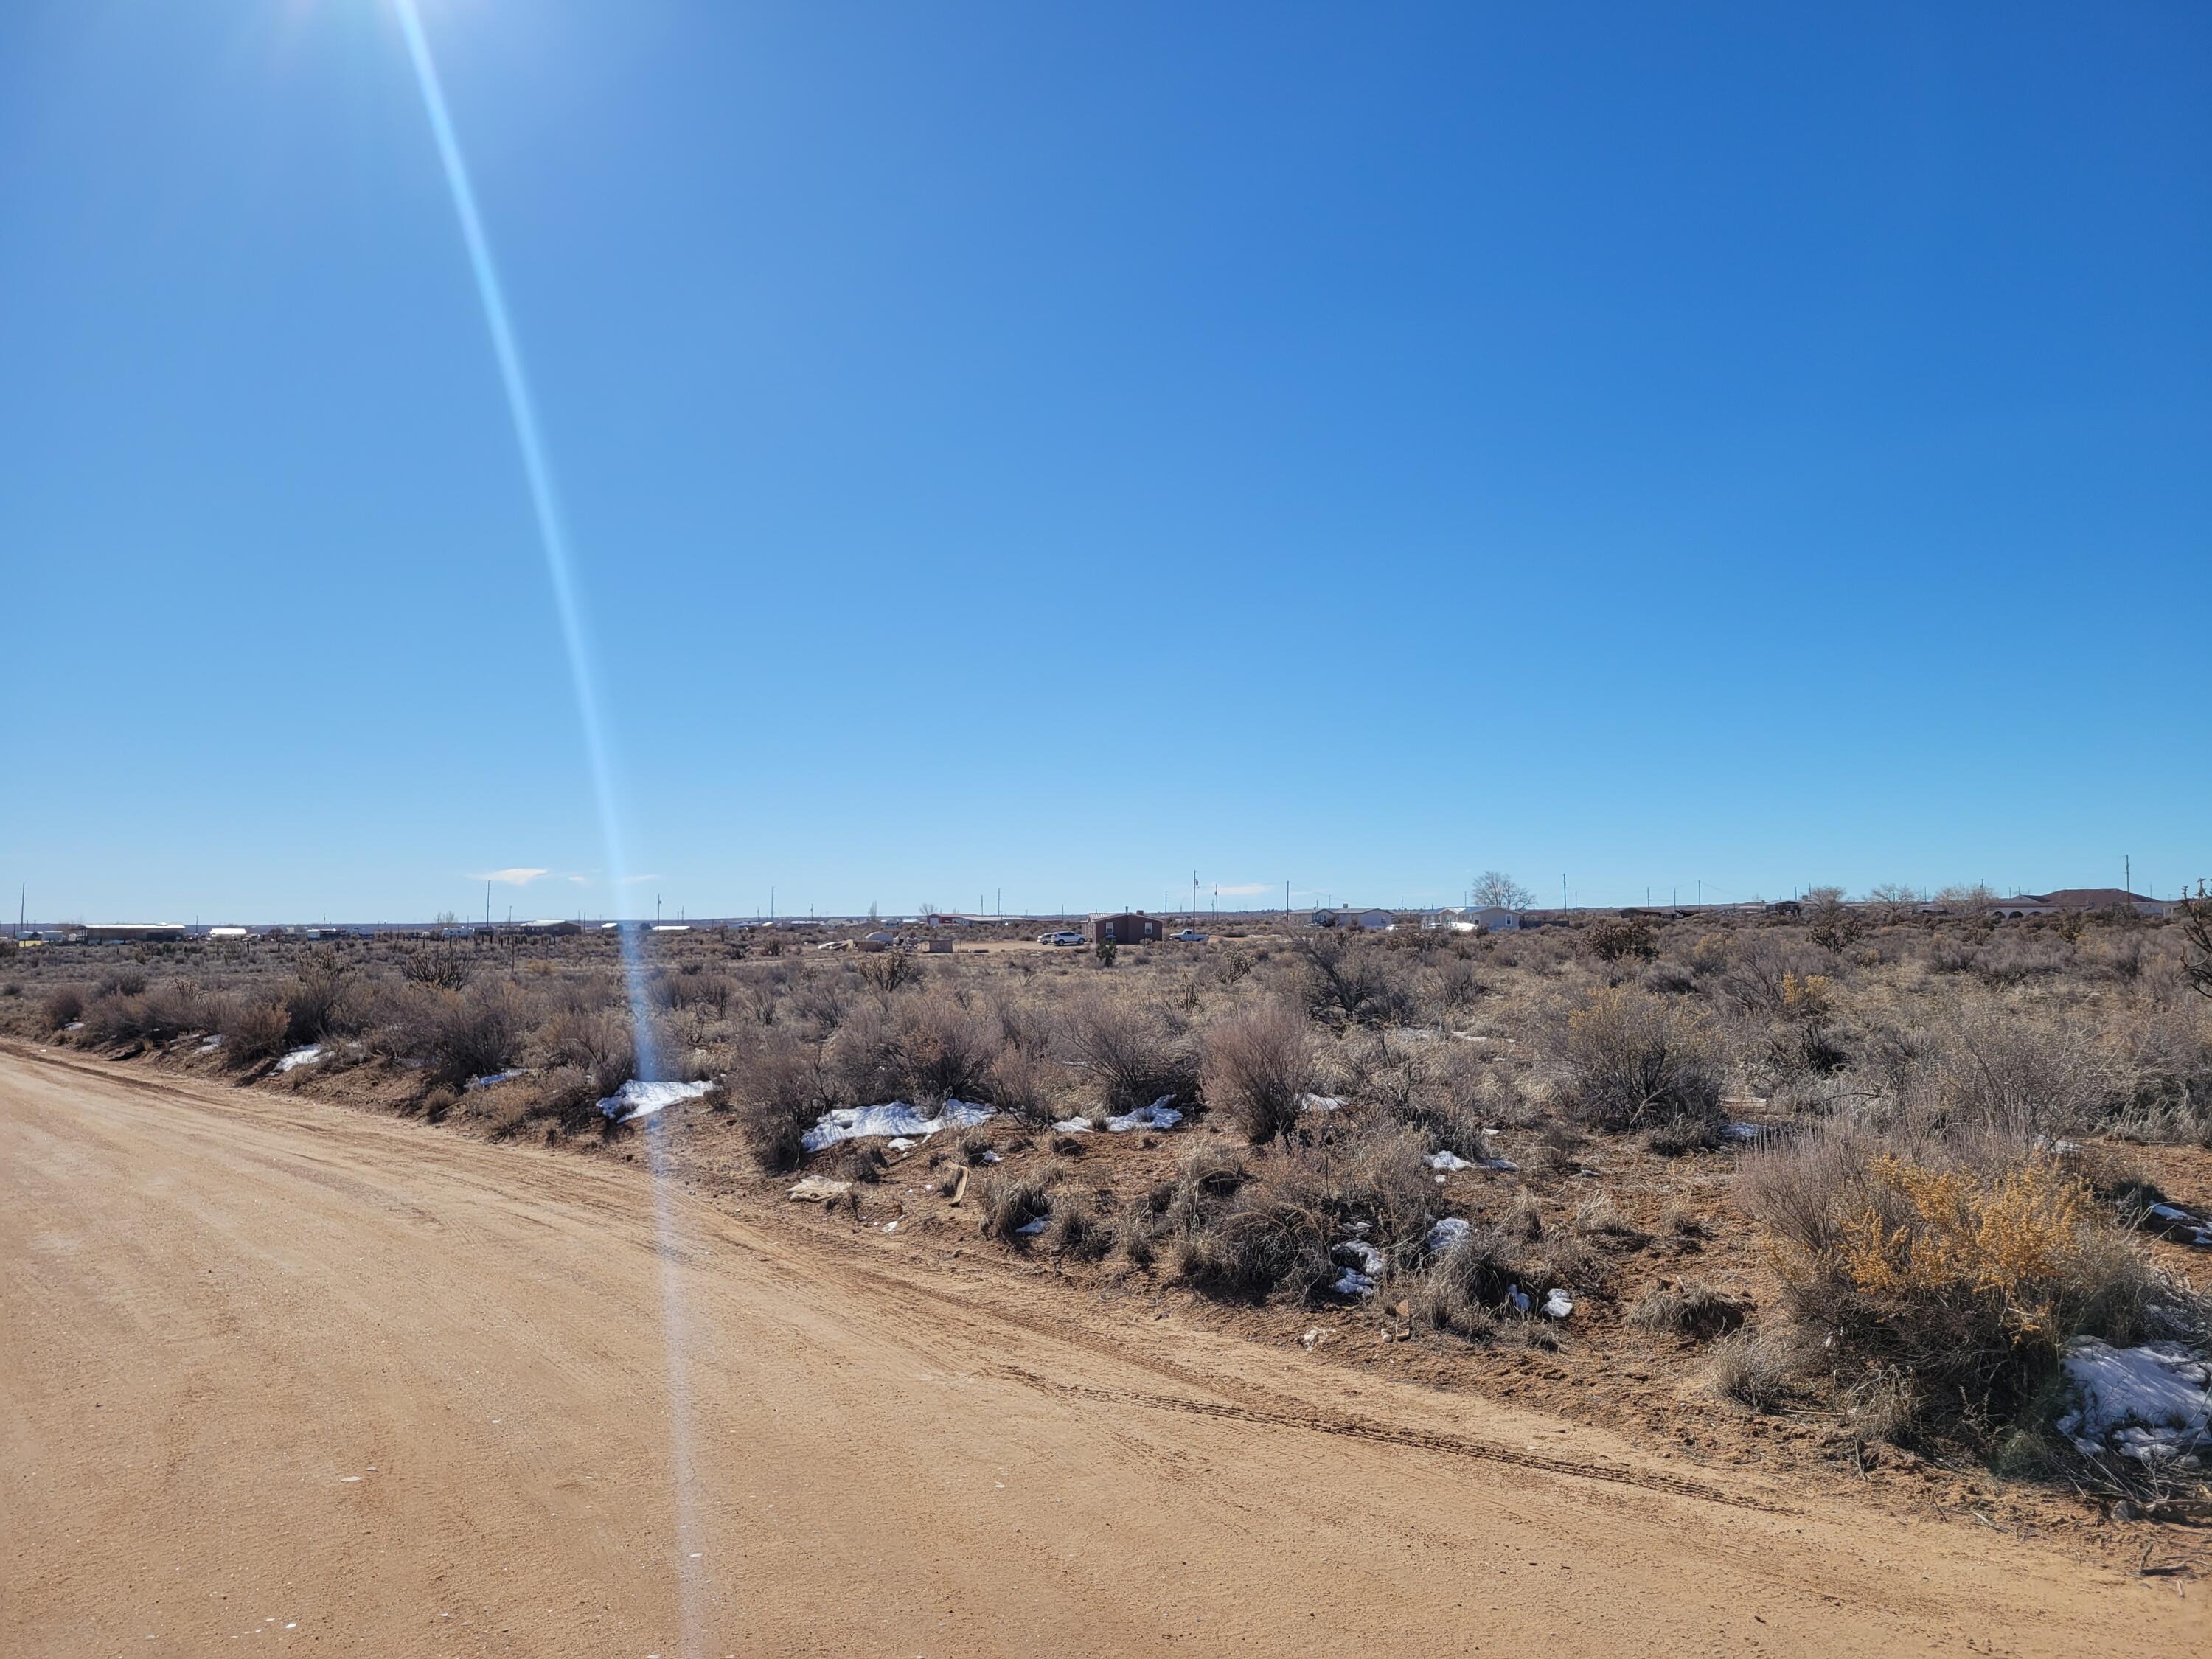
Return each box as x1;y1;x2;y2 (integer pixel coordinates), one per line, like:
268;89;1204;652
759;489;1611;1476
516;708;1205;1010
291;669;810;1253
802;1099;994;1152
275;1046;323;1072
1299;1093;1345;1113
466;1070;524;1091
1426;1217;1470;1252
598;1079;716;1124
979;1150;1002;1164
1543;1288;1573;1319
1105;1098;1182;1133
1425;1150;1472;1171
195;1034;223;1052
1330;1237;1382;1298
2056;1340;2212;1464
1015;1216;1049;1238
1052;1116;1095;1133
2146;1203;2212;1249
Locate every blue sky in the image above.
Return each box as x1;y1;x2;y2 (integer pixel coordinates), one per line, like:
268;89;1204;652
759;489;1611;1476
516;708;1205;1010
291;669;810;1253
4;1;2205;922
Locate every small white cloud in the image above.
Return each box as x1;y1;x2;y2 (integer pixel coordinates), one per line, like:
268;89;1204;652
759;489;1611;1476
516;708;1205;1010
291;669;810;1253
565;874;591;886
471;867;549;886
1217;882;1271;897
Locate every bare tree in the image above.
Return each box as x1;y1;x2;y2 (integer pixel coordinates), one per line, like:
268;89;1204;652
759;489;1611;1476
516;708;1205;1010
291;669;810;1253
1470;870;1534;911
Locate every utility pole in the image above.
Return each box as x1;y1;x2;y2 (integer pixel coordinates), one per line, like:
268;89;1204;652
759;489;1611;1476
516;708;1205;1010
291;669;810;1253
485;881;491;928
1192;869;1198;923
1284;880;1290;922
1562;874;1568;914
2126;854;2131;897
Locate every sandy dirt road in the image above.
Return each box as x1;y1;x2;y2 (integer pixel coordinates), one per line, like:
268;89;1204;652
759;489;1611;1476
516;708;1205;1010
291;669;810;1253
2;1046;2198;1656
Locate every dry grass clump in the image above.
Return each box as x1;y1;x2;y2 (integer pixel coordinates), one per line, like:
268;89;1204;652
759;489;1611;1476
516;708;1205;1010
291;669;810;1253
420;982;525;1087
978;1169;1052;1243
538;1005;635;1098
1046;1191;1116;1260
1708;1328;1792;1411
1201;1001;1315;1145
1169;1183;1333;1302
1627;1281;1745;1341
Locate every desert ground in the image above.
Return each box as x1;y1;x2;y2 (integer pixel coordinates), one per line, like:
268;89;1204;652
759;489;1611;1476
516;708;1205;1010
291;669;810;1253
4;905;2209;1654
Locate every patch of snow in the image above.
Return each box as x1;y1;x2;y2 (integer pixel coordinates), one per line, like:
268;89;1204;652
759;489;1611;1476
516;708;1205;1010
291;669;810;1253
1543;1288;1573;1319
1015;1216;1049;1238
2056;1340;2211;1464
275;1045;323;1072
1426;1217;1470;1252
63;1020;84;1031
196;1034;223;1053
1425;1150;1472;1171
1722;1121;1765;1142
1105;1098;1181;1133
466;1070;524;1091
1504;1283;1531;1315
1299;1093;1345;1113
1052;1116;1095;1133
886;1136;917;1152
598;1079;715;1124
801;1098;994;1152
980;1150;1002;1164
1332;1268;1377;1298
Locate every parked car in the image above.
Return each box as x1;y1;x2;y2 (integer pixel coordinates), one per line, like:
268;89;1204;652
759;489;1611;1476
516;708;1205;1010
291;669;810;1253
1172;929;1208;943
1049;931;1084;946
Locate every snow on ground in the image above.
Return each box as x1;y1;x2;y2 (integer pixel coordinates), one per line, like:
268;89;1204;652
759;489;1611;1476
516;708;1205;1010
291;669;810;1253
598;1079;716;1124
466;1070;524;1091
802;1099;994;1152
1105;1099;1181;1133
1425;1150;1471;1171
1299;1094;1345;1113
1053;1116;1095;1133
1332;1267;1377;1298
1333;1239;1385;1278
2056;1340;2211;1464
1543;1289;1573;1319
276;1046;323;1072
1015;1216;1049;1238
2146;1203;2212;1249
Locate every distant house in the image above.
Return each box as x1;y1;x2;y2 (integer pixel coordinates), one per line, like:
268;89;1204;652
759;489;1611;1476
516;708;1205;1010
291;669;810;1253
84;924;185;943
521;919;582;937
1971;888;2172;920
1420;906;1523;934
1088;911;1167;945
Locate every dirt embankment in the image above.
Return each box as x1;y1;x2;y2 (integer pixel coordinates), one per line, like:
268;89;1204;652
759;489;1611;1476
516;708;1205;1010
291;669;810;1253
2;1045;2201;1657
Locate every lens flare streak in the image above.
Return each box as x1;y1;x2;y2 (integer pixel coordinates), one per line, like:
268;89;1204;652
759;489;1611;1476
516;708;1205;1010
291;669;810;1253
394;4;704;1651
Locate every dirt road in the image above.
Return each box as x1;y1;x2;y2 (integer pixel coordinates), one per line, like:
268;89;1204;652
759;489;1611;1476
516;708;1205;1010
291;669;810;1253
1;1047;2196;1656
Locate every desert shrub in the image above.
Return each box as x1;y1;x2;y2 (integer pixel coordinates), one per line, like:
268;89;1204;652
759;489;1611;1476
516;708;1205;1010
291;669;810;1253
978;1170;1052;1242
1627;1281;1745;1340
731;1032;830;1172
655;969;735;1014
1582;916;1657;964
538;1005;636;1098
1737;1127;2167;1419
1068;993;1197;1110
41;985;85;1029
95;965;148;998
219;998;293;1068
857;950;919;993
399;950;472;990
1200;1001;1314;1145
1332;1125;1439;1265
889;993;998;1103
422;982;525;1087
1557;986;1726;1136
982;1044;1056;1124
1293;933;1415;1029
283;967;349;1046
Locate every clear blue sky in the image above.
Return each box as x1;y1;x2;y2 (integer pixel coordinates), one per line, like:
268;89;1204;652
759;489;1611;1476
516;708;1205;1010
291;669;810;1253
4;2;2205;922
